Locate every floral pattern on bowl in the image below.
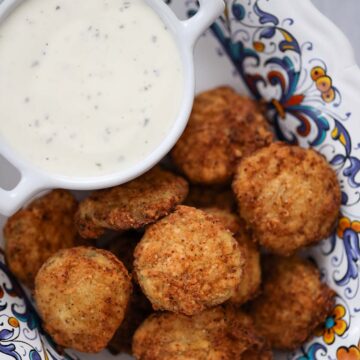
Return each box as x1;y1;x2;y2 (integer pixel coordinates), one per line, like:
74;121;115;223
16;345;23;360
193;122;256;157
0;250;74;360
1;0;360;359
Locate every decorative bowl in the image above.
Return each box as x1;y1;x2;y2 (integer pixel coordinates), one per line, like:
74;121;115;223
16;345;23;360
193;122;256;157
1;0;360;359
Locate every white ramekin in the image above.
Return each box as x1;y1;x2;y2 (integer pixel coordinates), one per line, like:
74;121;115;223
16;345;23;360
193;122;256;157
0;0;225;216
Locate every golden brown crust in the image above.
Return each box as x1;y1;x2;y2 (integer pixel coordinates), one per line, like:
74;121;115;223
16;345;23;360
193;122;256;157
34;246;132;353
232;142;341;255
200;209;261;306
185;185;236;212
132;306;271;360
108;283;152;355
225;305;273;360
4;190;78;288
249;256;335;350
229;225;261;306
75;167;189;238
134;206;243;315
171;87;273;185
202;207;242;234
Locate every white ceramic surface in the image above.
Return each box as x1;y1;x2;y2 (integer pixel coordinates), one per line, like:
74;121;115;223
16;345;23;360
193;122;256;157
0;1;360;360
0;0;224;217
312;0;360;64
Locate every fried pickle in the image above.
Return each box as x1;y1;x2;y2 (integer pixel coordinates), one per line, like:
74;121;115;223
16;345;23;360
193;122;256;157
249;255;335;350
203;209;261;306
4;190;78;288
231;226;261;306
132;305;272;360
171;87;273;185
75;167;189;239
203;207;242;234
233;142;341;255
134;206;243;315
35;246;132;353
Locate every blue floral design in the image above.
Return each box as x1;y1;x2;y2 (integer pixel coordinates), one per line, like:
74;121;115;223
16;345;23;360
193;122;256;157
0;250;74;360
296;343;327;360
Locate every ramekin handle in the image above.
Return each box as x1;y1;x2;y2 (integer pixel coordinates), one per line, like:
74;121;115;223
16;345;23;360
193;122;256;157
0;173;46;216
181;0;225;47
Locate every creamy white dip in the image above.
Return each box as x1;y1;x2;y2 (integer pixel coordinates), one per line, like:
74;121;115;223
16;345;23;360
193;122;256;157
0;0;184;176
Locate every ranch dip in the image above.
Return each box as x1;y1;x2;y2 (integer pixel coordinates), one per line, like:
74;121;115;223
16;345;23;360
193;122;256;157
0;0;184;176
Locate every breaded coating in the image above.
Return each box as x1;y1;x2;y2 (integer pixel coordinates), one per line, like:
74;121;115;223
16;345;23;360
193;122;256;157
230;226;261;306
134;206;243;315
202;207;242;234
201;209;261;305
75;167;189;238
185;185;236;211
249;256;335;350
233;142;341;255
132;305;272;360
4;190;78;288
35;247;132;353
108;283;152;355
171;87;273;185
